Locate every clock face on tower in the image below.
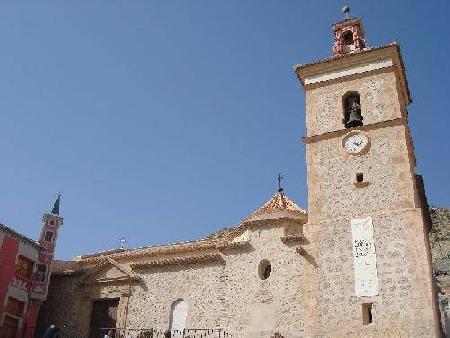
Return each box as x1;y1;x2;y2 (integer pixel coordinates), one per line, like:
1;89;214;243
342;131;370;155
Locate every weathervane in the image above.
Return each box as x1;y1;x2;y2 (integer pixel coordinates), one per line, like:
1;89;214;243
277;173;284;193
342;3;351;20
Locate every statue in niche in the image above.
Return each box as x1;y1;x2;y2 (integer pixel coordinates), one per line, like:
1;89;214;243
345;94;363;128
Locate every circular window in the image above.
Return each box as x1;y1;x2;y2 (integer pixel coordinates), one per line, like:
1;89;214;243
258;260;272;280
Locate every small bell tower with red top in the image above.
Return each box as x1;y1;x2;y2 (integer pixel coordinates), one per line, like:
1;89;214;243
30;194;63;300
332;4;366;56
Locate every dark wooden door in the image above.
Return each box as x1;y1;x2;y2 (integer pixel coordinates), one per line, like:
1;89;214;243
89;298;119;338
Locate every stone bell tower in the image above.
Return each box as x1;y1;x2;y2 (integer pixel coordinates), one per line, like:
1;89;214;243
295;7;442;337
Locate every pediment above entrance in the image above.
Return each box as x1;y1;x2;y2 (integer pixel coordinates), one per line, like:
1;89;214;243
80;257;140;284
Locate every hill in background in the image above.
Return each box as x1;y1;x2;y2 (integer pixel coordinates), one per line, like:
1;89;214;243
430;207;450;311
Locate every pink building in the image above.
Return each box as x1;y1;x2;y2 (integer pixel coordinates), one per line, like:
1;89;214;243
0;196;63;338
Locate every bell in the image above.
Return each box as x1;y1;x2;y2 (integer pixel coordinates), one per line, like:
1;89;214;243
346;110;363;128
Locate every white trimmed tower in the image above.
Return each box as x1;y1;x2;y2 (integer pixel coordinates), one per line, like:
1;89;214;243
31;195;63;300
295;11;441;337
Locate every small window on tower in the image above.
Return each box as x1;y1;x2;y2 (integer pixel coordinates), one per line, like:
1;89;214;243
49;220;55;226
362;303;373;325
45;231;54;242
35;264;47;282
356;173;364;183
354;172;370;188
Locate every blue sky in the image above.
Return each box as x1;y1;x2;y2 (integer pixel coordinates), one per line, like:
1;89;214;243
0;1;449;260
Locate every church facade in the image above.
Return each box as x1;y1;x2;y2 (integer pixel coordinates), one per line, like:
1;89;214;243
37;14;442;338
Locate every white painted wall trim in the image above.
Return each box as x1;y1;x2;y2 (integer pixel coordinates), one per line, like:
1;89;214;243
351;217;379;297
305;58;393;85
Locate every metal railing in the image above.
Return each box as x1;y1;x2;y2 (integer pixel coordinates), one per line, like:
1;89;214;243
99;328;234;338
10;326;235;338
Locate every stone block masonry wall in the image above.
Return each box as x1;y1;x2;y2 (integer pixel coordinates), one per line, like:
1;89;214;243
299;48;441;335
306;124;417;224
36;275;83;334
305;70;404;137
37;212;439;337
37;221;306;338
126;222;306;337
127;261;223;330
221;224;305;338
303;209;438;337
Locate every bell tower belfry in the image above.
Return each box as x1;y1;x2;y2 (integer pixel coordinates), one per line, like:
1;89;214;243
294;8;442;337
332;6;366;56
30;195;63;300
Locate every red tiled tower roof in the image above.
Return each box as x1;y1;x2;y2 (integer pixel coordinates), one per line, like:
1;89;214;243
243;191;307;222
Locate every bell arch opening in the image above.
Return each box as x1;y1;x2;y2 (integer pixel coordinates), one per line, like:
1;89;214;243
343;30;354;46
342;91;363;128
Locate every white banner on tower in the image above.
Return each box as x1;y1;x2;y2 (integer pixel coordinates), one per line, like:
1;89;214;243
351;217;379;297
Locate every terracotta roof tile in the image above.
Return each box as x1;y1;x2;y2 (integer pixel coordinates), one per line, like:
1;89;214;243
294;43;399;72
77;248;126;260
51;260;84;275
130;254;224;269
60;192;306;266
76;238;218;264
243;191;307;222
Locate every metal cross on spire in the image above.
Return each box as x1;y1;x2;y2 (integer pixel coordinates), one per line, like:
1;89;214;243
342;3;351;20
277;173;284;193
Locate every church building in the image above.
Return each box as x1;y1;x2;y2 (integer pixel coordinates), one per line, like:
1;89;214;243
37;9;442;338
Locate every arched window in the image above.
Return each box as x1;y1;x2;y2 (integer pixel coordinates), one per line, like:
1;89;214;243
343;30;354;46
169;299;188;332
258;260;272;280
44;231;54;242
343;92;363;128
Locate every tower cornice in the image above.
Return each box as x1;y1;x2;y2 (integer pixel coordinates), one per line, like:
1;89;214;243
301;117;407;144
295;43;411;105
42;212;64;222
332;17;365;32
